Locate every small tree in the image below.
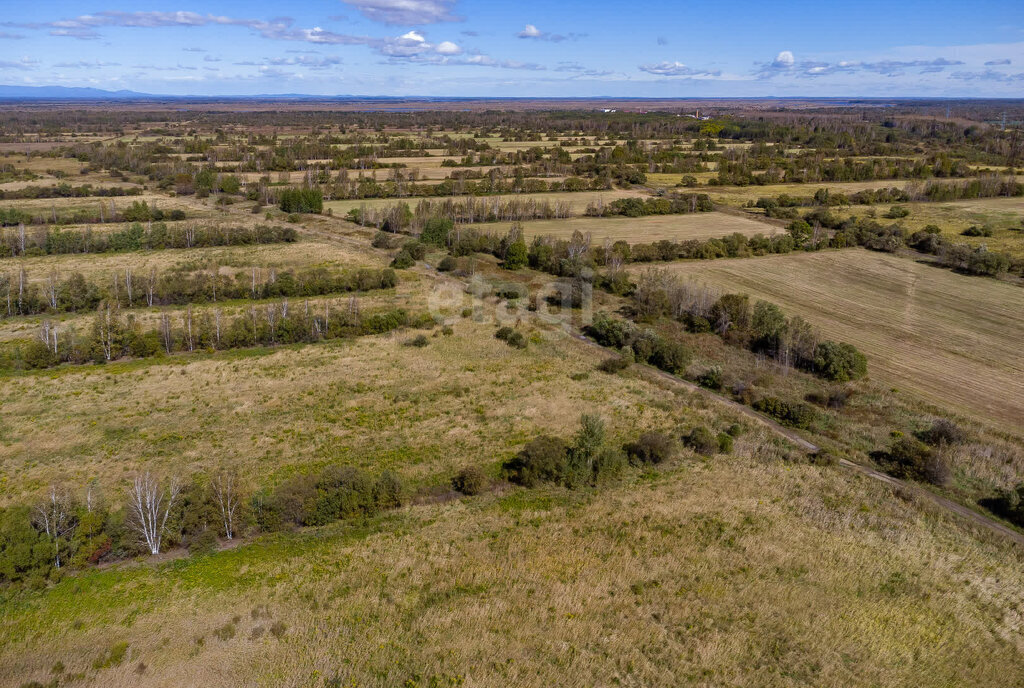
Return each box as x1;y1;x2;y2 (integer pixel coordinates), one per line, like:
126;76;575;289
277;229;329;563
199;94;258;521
503;235;528;270
420;218;453;247
568;414;605;484
813;341;868;382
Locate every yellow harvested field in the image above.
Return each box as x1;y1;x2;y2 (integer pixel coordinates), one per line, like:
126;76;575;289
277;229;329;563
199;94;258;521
375;155;462;167
466;211;778;243
642;250;1024;430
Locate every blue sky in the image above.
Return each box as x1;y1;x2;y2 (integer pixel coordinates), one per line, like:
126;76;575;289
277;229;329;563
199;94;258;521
1;1;1023;96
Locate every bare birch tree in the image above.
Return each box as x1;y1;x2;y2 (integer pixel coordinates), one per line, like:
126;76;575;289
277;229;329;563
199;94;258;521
211;472;241;540
127;473;181;555
142;266;155;307
160;312;173;354
1;272;12;317
32;486;75;569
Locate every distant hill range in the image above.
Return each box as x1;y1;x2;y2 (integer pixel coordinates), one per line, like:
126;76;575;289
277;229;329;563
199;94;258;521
0;85;155;99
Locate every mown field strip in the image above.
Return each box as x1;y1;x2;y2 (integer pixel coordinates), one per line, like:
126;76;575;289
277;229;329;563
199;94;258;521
643;250;1024;429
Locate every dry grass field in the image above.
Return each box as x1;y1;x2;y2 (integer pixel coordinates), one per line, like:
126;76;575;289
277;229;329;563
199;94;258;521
704;179;934;206
0;193;200;220
2;105;1024;688
0;312;720;503
648;250;1024;430
3;448;1023;688
3;236;384;279
464;211;777;243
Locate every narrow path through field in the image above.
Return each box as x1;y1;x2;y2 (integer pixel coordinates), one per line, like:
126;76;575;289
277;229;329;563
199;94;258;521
595;338;1024;548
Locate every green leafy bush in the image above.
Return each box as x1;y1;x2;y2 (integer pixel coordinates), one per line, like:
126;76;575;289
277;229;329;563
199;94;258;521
503;436;570;487
883;437;950;486
187;529;218;555
697;366;724;390
437;255;457;272
717;432;734;454
753;397;817;429
390;250;414;269
813;341;868;381
685;426;718;456
420;218;453;246
597;356;630;374
496;326;527;349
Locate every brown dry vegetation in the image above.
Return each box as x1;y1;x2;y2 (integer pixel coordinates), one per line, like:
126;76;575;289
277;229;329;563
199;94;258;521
648;249;1024;431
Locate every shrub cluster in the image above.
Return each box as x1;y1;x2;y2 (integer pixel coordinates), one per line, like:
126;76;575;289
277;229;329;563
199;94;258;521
878;437;951;487
503;415;627;488
495;326;527;349
752;396;818;429
907;228;1018;277
631;277;868;383
254;466;400;531
586;313;692;375
623;431;676;464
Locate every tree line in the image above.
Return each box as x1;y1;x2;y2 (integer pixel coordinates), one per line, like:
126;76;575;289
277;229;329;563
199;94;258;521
1;299;420;371
628;271;868;382
0;222;297;258
584;193;714;218
1;265;397;318
0;183;144;201
0;465;402;588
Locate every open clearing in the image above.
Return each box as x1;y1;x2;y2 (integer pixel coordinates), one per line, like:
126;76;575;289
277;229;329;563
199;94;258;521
0;314;717;503
826;197;1024;258
643;250;1024;430
465;211;778;243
